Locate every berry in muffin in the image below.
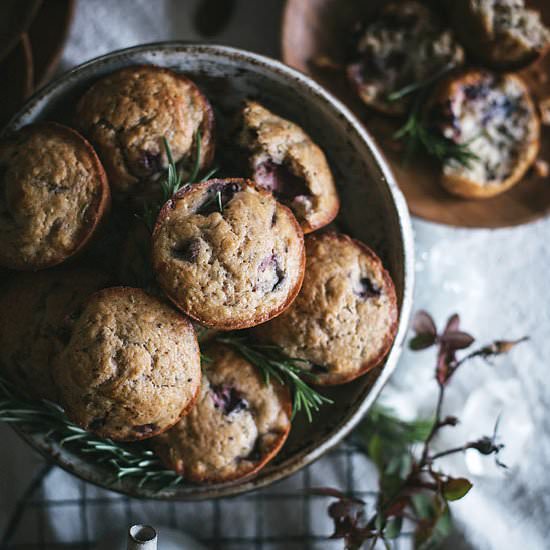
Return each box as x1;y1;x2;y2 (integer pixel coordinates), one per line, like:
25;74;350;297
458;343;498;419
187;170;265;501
151;178;305;330
0;122;110;271
0;268;111;401
151;342;291;483
235;100;339;233
76;65;215;198
450;0;550;70
347;1;464;116
428;69;540;198
53;287;201;441
253;232;398;386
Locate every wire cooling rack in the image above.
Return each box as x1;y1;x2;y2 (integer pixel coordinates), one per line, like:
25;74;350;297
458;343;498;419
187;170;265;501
1;441;382;550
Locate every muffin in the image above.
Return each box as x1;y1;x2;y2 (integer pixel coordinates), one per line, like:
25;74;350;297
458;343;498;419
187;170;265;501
254;233;398;386
347;1;464;116
235;100;339;233
0;268;111;402
449;0;550;70
76;65;215;198
428;70;540;198
151;342;292;483
0;122;110;271
151;178;305;330
54;287;201;441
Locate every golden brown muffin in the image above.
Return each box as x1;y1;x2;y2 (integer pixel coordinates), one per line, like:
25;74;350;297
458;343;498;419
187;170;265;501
53;287;201;441
236;100;339;233
151;342;291;483
0;122;110;270
428;69;540;198
76;65;215;198
449;0;550;70
347;1;464;116
151;178;305;330
0;268;111;402
253;233;398;386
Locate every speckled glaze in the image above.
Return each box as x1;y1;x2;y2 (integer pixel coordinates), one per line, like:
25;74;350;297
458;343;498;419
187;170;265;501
2;43;414;500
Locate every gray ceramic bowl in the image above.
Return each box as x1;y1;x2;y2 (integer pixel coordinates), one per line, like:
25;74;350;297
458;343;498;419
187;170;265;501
3;43;414;500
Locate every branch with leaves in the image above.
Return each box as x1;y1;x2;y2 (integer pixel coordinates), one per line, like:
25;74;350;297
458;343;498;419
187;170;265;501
316;310;526;549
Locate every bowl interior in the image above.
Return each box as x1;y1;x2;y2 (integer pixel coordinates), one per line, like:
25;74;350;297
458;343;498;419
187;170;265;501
5;43;413;499
282;0;550;228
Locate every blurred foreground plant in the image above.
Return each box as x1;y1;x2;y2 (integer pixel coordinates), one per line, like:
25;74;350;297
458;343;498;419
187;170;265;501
315;311;527;549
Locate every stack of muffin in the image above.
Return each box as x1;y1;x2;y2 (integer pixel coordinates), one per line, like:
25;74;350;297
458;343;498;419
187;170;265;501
0;65;398;484
346;0;548;199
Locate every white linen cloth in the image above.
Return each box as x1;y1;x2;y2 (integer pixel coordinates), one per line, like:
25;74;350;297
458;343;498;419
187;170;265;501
1;1;549;548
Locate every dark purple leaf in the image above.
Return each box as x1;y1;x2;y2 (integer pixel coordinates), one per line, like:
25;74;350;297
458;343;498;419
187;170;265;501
444;313;460;334
412;310;437;336
440;331;475;350
409;333;437;351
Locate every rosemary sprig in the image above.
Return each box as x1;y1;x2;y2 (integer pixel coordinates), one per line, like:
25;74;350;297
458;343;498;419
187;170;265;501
139;131;219;231
386;62;456;103
216;335;333;422
394;93;480;169
0;376;183;491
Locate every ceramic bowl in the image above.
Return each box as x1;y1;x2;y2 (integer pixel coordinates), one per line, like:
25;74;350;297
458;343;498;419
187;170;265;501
2;43;414;500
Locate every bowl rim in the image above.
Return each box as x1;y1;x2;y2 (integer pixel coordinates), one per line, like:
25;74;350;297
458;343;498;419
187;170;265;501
5;41;415;500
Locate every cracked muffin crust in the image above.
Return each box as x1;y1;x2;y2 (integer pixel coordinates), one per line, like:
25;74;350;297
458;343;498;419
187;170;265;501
76;65;215;198
53;287;201;441
236;100;339;233
151;342;291;483
450;0;550;70
347;1;464;116
429;70;540;198
0;268;111;402
253;233;398;386
0;122;110;270
151;178;305;330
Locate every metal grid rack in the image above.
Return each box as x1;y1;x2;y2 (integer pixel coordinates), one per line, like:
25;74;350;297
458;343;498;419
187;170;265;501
1;442;382;550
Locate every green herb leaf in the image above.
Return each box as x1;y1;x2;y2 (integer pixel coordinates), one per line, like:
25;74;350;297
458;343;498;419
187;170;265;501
215;335;333;422
409;333;437;351
385;516;402;539
137;131;210;232
0;375;183;491
394;94;479;169
442;477;472;501
386;62;456;103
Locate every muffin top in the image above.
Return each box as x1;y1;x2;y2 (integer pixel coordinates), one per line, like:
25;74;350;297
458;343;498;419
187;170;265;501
151;343;291;482
451;0;550;70
0;122;110;270
431;70;539;196
236;100;339;233
0;268;111;401
347;1;464;116
76;65;214;196
54;287;201;441
253;233;398;385
152;178;305;330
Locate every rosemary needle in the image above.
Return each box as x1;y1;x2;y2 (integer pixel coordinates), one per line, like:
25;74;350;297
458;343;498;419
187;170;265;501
216;335;333;422
0;375;183;491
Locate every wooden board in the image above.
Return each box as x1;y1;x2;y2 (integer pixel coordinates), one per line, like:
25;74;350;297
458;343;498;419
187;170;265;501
0;0;41;62
282;0;550;228
0;34;33;127
29;0;75;88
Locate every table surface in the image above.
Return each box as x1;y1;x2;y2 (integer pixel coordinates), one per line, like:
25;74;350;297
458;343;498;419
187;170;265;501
1;1;549;549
